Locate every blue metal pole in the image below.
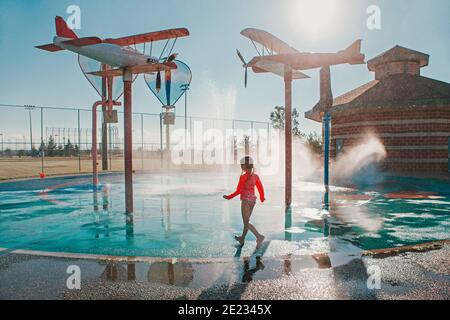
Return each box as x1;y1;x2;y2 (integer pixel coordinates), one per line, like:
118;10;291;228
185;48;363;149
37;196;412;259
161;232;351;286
323;112;331;191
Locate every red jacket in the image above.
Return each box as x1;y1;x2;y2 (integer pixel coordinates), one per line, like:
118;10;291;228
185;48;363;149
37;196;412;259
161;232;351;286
226;172;265;202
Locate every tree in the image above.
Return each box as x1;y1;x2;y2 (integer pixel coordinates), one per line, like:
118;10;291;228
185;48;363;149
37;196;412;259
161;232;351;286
39;142;46;156
57;144;63;156
305;132;323;155
269;106;304;138
64;139;76;157
31;146;39;157
270;106;285;130
46;135;57;157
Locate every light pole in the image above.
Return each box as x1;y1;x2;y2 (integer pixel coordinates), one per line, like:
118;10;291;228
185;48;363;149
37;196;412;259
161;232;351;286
25;105;36;151
0;133;3;156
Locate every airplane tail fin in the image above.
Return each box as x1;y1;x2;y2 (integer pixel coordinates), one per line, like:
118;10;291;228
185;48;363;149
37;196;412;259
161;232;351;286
344;39;365;65
55;16;78;39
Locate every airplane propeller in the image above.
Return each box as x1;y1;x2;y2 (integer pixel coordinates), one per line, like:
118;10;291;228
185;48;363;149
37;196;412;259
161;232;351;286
236;50;249;88
156;71;162;93
166;53;178;62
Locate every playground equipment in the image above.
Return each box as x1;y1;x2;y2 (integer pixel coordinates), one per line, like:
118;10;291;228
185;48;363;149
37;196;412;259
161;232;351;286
144;60;192;164
237;28;365;207
79;55;132;172
317;66;333;192
36;16;190;213
78;58;122;185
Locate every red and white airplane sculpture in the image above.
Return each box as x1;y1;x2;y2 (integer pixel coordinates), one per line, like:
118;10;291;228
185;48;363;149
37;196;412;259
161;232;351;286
36;16;189;89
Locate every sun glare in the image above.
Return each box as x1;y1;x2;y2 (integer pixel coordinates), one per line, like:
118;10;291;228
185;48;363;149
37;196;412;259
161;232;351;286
290;0;339;37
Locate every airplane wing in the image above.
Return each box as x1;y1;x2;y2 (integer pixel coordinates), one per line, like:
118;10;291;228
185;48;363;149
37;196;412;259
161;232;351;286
253;40;365;71
61;37;103;47
250;58;309;79
36;37;102;52
87;62;177;77
103;28;190;47
241;28;299;54
35;43;64;52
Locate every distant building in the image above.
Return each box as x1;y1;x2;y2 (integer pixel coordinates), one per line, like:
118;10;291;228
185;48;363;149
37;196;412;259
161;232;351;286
305;46;450;173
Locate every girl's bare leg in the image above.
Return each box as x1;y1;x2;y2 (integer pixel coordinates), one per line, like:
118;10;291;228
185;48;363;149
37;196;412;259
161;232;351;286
240;201;263;240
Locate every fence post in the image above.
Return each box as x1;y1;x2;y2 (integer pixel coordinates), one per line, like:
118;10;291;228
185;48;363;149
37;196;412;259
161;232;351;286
251;121;254;154
141;113;144;171
41;107;44;174
78;109;81;172
109;123;112;170
190;116;193;165
160;113;163;168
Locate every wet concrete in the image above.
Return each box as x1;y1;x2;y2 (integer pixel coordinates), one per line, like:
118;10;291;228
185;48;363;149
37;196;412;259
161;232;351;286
0;245;448;300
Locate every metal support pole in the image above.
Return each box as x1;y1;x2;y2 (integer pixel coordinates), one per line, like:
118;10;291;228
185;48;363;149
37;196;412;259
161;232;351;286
28;109;33;151
323;112;331;192
123;68;134;213
251;121;254;151
284;207;292;241
184;87;188;151
101;66;108;171
92;101;103;187
102;119;108;170
109;123;112;170
166;122;170;166
40;107;44;173
141;113;144;171
284;66;293;208
160;113;163;168
78;109;81;172
190;116;193;165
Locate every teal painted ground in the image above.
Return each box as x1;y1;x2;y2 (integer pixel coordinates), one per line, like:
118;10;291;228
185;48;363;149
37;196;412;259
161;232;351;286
0;172;448;258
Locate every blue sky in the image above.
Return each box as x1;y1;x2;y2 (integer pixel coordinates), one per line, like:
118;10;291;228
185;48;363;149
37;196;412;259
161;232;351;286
0;0;449;139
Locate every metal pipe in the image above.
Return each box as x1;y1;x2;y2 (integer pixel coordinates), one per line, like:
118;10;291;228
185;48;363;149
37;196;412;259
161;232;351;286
92;101;103;187
109;123;112;170
101;68;108;171
284;66;293;208
160;113;163;168
123;68;134;214
323;112;331;192
28;109;33;151
78;109;81;172
141;113;144;171
166;117;170;166
41;107;44;173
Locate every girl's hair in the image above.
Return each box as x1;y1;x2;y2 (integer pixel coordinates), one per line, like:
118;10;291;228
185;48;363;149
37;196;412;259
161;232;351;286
240;156;254;187
240;156;254;172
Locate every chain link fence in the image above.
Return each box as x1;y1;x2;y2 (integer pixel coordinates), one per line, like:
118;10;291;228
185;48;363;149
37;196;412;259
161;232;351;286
0;103;270;179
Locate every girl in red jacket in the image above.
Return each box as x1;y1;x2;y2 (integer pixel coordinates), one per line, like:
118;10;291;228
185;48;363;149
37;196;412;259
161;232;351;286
223;156;265;249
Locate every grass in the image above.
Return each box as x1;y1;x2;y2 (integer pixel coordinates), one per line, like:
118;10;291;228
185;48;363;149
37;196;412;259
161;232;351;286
0;156;163;180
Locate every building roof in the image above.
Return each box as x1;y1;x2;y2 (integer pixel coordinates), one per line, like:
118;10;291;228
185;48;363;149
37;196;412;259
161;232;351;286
305;74;450;122
367;45;429;71
305;46;450;122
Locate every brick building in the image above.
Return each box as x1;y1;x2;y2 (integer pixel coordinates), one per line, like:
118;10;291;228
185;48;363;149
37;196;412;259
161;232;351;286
305;46;450;173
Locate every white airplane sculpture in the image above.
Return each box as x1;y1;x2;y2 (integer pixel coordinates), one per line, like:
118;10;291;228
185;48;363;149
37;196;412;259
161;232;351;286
36;16;189;90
